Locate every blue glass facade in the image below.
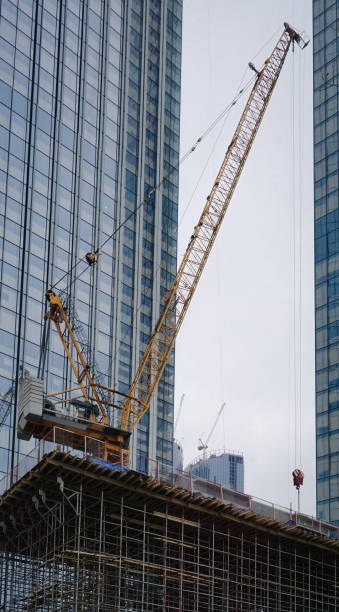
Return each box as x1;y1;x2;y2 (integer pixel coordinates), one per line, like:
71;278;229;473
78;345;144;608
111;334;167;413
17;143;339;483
313;0;339;524
0;0;182;477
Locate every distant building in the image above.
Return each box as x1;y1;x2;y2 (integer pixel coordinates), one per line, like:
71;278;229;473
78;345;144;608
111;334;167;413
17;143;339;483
173;439;183;472
185;450;244;492
313;0;339;524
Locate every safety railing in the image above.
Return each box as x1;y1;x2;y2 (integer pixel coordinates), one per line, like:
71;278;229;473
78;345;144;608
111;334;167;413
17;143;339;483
0;427;106;496
0;426;338;542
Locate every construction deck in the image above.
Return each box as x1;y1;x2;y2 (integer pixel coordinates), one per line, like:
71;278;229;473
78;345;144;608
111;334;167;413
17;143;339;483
0;450;338;610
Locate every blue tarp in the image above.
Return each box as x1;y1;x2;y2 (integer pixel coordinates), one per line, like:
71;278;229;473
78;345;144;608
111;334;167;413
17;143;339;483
89;457;130;472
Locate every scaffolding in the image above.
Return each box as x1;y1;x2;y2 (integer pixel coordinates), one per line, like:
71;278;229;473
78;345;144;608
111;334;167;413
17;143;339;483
0;451;338;611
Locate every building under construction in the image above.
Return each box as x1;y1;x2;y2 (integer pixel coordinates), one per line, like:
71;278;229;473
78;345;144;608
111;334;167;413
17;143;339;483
0;436;338;611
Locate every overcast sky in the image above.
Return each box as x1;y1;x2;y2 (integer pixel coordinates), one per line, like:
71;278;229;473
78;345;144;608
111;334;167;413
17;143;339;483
175;1;314;515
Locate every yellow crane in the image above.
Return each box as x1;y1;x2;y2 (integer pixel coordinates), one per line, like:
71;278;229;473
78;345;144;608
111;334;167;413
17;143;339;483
18;24;308;465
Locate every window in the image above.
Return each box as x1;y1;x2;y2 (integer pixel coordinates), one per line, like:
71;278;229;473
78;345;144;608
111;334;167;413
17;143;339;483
140;313;151;327
142;294;152;308
121;302;132;317
123;263;133;279
37;107;52;134
124;226;135;242
126;168;137;193
97;332;110;354
120;341;131;361
123;244;133;260
120;283;132;300
120;322;132;338
142;275;152;289
140;331;149;344
142;257;152;270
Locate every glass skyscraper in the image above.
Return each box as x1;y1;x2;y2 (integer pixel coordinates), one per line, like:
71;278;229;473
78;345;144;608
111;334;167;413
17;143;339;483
313;0;339;524
0;0;182;477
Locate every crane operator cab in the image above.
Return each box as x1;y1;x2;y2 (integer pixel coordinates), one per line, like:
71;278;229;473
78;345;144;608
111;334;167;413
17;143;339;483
17;373;131;465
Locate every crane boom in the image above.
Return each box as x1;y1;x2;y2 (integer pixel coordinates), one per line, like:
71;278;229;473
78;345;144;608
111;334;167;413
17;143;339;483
120;23;308;432
174;393;185;435
206;402;225;447
198;402;226;451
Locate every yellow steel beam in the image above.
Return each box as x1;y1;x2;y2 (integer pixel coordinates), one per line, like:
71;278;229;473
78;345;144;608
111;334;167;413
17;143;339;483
46;292;108;424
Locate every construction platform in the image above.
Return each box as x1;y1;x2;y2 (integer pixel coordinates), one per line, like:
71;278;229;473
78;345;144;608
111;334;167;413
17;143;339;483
0;450;338;610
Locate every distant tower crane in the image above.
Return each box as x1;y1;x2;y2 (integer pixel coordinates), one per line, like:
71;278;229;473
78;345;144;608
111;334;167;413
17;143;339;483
18;24;309;466
198;402;225;453
0;386;14;431
174;393;185;436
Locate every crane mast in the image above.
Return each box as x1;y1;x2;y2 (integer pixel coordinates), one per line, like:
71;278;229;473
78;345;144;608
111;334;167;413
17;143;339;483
119;23;308;433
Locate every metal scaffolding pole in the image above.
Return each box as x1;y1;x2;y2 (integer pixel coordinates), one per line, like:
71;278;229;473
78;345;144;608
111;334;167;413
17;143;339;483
0;454;338;611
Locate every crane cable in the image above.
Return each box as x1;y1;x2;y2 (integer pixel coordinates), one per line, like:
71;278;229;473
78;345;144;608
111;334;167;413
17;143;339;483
44;30;283;385
298;44;307;472
50;26;284;296
288;44;297;476
50;75;257;295
38;75;257;380
289;41;304;477
37;75;257;381
109;81;255;382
